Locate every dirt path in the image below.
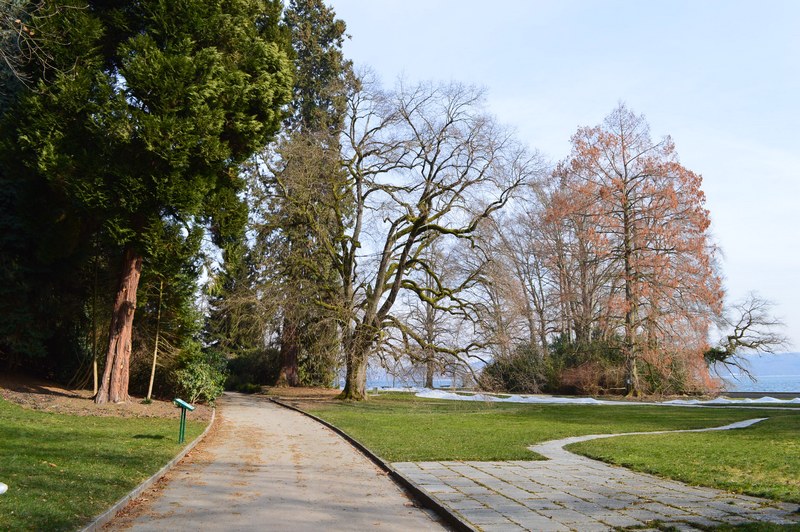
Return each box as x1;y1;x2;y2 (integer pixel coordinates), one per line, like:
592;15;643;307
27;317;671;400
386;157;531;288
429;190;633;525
107;392;445;531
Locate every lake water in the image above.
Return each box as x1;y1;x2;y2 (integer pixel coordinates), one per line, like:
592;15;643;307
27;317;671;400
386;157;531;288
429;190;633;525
363;353;800;393
718;352;800;393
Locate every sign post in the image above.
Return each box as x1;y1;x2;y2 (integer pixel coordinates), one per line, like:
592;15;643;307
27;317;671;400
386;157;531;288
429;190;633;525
172;398;195;443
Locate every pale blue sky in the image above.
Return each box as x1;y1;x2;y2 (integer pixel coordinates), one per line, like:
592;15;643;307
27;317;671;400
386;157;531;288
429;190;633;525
327;0;800;348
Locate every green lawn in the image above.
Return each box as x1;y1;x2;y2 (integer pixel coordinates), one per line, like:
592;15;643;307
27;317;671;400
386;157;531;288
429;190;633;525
569;414;800;503
0;399;206;531
308;392;800;502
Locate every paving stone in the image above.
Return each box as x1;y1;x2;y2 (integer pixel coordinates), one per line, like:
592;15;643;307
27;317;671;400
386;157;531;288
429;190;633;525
639;501;693;517
493;506;538;521
678;516;726;528
520;498;563;511
657;496;702;509
459;486;495;497
560;499;607;516
537;507;601;525
477;522;528;532
491;487;536;502
442;477;483;489
547;493;591;508
573;521;615;532
748;512;800;525
416;461;444;470
392;417;800;532
705;499;751;513
514;480;546;491
594;511;646;528
508;514;571;532
472;494;516;508
456;508;513;526
592;495;635;510
431;491;471;503
669;524;705;532
619;508;671;523
444;498;489;511
427;484;464;495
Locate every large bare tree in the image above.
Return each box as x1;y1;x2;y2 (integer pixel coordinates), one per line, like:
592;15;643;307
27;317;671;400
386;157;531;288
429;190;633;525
328;77;535;400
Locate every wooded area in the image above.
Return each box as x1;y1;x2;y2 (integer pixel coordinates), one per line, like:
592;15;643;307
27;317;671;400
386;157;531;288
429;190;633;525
0;0;785;402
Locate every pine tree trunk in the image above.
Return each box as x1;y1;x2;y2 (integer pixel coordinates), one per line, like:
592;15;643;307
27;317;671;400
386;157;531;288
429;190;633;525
276;315;300;386
96;247;142;404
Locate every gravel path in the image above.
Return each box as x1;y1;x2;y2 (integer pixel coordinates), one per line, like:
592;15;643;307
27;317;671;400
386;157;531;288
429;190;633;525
108;392;445;531
394;418;800;531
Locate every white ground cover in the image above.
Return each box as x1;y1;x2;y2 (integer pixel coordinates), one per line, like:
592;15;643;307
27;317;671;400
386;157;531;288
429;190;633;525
411;389;800;406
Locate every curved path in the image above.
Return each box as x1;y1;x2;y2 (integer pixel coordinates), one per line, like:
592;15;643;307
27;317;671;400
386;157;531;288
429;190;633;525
107;393;445;531
393;418;800;531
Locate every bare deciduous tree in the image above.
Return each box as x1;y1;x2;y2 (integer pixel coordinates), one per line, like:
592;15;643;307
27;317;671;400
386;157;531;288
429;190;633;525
332;76;536;400
706;293;789;379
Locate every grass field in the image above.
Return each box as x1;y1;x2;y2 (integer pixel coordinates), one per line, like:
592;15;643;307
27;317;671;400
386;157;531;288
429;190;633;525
308;392;800;503
0;399;206;531
569;413;800;503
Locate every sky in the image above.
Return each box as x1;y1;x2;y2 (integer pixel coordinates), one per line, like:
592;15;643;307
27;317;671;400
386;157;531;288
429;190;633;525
326;0;800;350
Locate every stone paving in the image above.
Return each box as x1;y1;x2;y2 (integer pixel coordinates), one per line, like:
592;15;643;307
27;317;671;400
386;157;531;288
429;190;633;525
393;418;800;531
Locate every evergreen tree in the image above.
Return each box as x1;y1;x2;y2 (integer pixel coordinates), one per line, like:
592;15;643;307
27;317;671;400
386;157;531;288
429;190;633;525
0;3;101;372
3;0;292;402
250;0;352;386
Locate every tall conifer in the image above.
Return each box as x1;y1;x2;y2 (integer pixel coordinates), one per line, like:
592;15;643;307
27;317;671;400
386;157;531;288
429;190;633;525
5;0;292;402
253;0;351;386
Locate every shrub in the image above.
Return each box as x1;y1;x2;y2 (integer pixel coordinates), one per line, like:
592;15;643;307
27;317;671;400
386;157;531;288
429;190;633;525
559;361;625;395
479;344;547;393
225;347;280;390
173;344;227;404
235;382;262;394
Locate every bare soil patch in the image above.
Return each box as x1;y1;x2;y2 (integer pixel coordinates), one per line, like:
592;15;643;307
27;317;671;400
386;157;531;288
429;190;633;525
260;385;341;410
0;372;212;421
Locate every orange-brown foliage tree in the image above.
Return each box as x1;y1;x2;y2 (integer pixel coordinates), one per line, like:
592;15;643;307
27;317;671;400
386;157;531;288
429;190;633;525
553;104;724;395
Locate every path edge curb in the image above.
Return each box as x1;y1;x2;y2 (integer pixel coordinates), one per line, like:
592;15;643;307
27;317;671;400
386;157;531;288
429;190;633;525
81;406;217;532
269;397;477;532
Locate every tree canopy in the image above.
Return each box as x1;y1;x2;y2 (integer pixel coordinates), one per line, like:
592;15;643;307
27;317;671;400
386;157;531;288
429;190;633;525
1;0;292;402
0;4;777;403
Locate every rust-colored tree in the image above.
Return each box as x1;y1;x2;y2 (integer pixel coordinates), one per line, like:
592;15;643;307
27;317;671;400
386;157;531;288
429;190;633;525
556;104;723;395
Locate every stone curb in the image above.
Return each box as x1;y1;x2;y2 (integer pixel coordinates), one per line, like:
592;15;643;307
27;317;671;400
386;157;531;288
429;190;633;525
269;397;477;532
81;406;217;532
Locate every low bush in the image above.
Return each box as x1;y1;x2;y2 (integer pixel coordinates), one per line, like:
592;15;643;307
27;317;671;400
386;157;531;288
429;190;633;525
235;382;262;394
173;344;227;404
225;347;280;390
481;332;718;397
479;344;547;393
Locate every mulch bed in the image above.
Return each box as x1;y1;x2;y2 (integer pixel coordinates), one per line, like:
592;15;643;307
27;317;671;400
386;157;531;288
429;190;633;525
0;372;212;421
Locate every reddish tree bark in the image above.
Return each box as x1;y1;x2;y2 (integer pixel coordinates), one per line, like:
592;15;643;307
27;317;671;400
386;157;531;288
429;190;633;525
95;247;143;404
